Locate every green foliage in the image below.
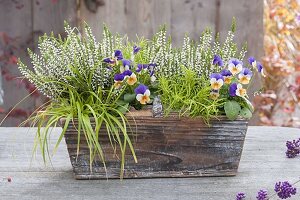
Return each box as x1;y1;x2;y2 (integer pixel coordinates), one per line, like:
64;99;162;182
224;100;241;120
158;68;226;123
21;85;137;179
124;93;136;103
240;107;252;119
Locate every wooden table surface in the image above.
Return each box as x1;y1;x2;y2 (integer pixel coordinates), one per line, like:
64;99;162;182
0;126;300;200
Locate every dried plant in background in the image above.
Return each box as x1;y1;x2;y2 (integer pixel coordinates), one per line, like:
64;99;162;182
254;0;300;127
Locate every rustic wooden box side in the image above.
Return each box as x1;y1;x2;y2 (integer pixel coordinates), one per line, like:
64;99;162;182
63;111;248;179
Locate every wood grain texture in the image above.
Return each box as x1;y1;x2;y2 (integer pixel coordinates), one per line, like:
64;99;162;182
0;1;35;126
0;0;77;126
1;126;300;199
62;110;248;179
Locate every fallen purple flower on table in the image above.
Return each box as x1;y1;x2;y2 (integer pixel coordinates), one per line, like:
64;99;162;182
256;190;268;200
274;181;297;199
236;192;246;200
286;138;300;158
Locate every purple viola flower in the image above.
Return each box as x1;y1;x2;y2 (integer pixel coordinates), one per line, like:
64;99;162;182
150;70;155;77
210;89;220;100
120;59;132;72
133;45;141;54
229;83;247;97
248;57;256;66
114;73;125;82
256;190;268;200
103;58;114;64
113;73;125;89
228;58;243;75
221;69;233;84
134;84;151;104
123;70;137;85
210;73;224;90
114;50;123;60
148;63;157;71
240;68;253;77
236;192;246;200
103;50;123;66
286;138;300;158
148;63;157;78
122;59;131;67
212;54;224;67
134;84;148;95
221;69;232;77
238;68;253;85
123;70;133;77
229;83;238;97
136;64;148;73
249;57;266;77
256;62;266;77
210;73;224;81
274;181;297;199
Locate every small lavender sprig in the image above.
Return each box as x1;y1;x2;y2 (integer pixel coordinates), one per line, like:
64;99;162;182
274;181;297;199
236;179;300;200
236;192;246;200
256;190;268;200
286;138;300;158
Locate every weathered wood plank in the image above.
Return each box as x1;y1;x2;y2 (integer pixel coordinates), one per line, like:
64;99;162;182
0;1;35;126
79;0;109;40
1;126;300;199
33;0;77;36
62;112;249;179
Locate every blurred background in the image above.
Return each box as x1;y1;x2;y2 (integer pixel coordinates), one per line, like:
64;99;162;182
0;0;298;127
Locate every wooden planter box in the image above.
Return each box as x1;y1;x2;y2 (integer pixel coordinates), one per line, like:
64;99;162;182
62;109;248;180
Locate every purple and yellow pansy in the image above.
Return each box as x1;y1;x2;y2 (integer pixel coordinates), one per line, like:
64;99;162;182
103;50;123;66
220;69;233;84
229;83;247;97
249;57;266;77
114;73;125;89
120;59;131;73
133;45;141;54
134;84;151;105
228;58;243;75
210;90;220;100
238;68;252;84
210;73;224;90
212;55;224;67
136;64;148;73
123;70;137;86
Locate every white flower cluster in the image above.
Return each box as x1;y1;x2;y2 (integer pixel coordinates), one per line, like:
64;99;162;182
144;26;246;79
18;23;121;99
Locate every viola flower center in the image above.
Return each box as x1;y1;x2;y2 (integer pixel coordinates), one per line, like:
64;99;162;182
140;95;150;104
127;74;137;85
224;76;232;84
210;91;220;100
237;88;246;97
230;66;241;75
239;76;250;84
211;79;223;90
114;81;122;89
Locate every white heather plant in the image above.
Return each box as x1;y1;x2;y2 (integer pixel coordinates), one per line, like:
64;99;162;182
15;19;265;177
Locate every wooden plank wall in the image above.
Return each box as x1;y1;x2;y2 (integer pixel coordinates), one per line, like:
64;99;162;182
0;0;263;126
0;0;77;126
